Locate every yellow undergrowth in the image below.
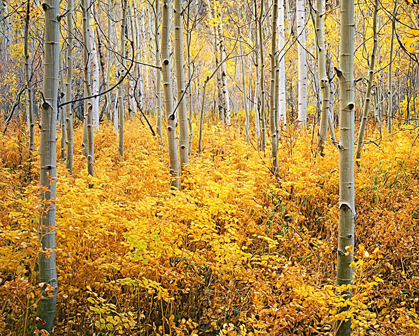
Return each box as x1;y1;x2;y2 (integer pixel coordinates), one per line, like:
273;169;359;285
0;119;418;335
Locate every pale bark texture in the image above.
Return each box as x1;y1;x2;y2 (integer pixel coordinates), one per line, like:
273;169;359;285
90;18;100;130
82;0;94;176
270;0;279;171
37;0;59;332
315;0;330;156
336;0;355;335
175;0;189;169
65;0;74;174
277;0;286;126
387;0;398;134
355;0;378;164
24;0;34;159
258;0;266;151
240;41;250;143
297;0;307;125
162;0;180;188
118;0;128;160
155;0;163;145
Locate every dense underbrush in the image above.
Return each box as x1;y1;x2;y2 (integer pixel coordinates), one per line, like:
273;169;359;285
1;120;418;335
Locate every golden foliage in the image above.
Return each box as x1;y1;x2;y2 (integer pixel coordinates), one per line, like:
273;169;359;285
0;120;418;335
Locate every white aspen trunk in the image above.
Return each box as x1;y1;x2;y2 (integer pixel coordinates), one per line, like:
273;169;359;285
258;0;267;151
315;0;330;156
141;6;148;107
60;49;66;161
186;4;194;150
336;0;355;335
36;0;59;332
118;0;128;160
355;0;378;164
65;0;74;174
105;0;113;120
128;4;138;116
387;0;397;134
297;0;307;125
133;0;144;111
90;16;100;130
24;0;34;159
175;0;189;169
240;41;250;143
155;0;163;145
82;0;94;176
270;0;279;170
327;50;335;122
162;0;180;189
277;0;286;127
252;18;261;141
218;23;231;125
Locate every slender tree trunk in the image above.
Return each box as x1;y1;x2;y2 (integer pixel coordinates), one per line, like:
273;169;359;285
155;0;163;145
90;15;100;130
162;0;180;188
316;0;330;156
258;0;266;151
355;0;378;164
65;0;74;174
297;0;307;125
240;41;250;143
105;0;113;121
335;0;355;335
175;0;189;169
82;0;94;176
118;0;128;160
252;16;261;142
186;3;194;150
277;0;286;126
24;0;34;159
36;0;59;332
270;0;279;170
60;49;66;161
218;23;231;125
388;0;398;133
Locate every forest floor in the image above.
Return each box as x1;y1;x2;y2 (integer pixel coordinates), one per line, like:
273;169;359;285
1;119;418;335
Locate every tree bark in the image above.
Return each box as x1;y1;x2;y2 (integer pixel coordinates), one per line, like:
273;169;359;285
355;0;378;164
37;0;59;332
270;0;279;171
175;0;189;169
162;0;180;188
336;0;356;335
297;0;307;125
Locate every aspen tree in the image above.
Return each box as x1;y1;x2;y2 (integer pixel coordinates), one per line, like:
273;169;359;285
24;0;34;159
37;0;59;332
336;0;355;334
162;0;180;188
218;21;231;125
270;0;279;170
105;0;113;121
252;13;261;142
258;0;267;151
240;40;250;143
155;0;163;145
65;0;74;174
82;0;94;175
388;0;398;134
297;0;307;125
316;0;330;156
90;13;100;130
277;0;286;126
356;0;379;164
175;0;189;169
118;0;128;160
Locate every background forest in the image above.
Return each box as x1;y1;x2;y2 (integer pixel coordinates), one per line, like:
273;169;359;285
0;0;419;335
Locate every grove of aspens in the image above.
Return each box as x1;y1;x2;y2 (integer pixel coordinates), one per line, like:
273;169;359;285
0;0;418;335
